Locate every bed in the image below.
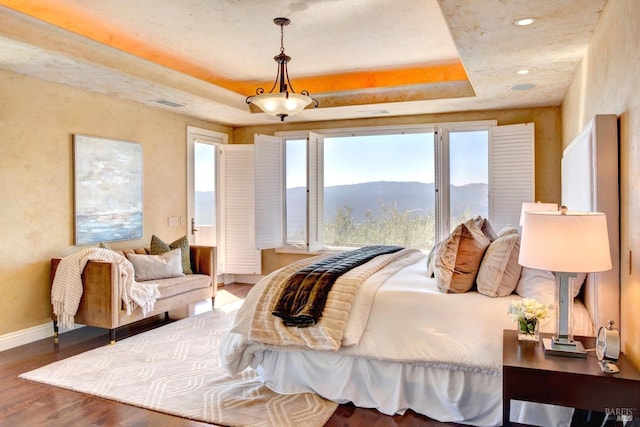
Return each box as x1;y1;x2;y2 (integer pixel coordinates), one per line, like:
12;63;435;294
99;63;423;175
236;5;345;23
221;115;619;426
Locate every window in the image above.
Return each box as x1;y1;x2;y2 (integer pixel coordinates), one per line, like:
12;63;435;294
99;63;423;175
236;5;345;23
437;127;490;240
194;142;217;238
322;132;435;249
186;126;227;248
273;121;530;253
246;121;535;260
285;139;307;246
447;130;489;227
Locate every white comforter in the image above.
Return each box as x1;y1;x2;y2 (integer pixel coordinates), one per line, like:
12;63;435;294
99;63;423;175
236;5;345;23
222;252;592;376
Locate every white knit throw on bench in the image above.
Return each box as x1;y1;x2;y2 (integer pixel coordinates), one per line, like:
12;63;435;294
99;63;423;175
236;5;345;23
51;247;160;329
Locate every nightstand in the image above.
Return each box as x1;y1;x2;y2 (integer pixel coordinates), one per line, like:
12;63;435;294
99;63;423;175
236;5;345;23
502;329;640;426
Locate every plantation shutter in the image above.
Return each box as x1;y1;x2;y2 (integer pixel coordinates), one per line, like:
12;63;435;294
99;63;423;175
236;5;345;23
307;132;324;252
255;134;284;249
489;123;535;231
219;144;261;275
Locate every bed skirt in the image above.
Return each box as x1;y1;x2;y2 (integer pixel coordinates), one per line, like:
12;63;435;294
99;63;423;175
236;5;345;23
254;348;574;427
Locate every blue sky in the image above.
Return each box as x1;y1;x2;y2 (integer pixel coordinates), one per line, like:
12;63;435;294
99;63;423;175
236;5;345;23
195;131;489;191
286;131;488;188
194;142;216;191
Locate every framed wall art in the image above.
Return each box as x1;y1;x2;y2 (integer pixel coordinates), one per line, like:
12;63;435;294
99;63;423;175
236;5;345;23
73;134;143;245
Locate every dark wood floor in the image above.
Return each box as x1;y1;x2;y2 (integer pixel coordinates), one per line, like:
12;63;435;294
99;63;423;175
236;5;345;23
0;282;460;426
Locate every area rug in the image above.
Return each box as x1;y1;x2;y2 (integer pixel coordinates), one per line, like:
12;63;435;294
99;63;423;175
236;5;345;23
19;308;338;426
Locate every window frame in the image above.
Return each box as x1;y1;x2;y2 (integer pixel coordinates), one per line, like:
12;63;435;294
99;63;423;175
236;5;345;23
436;121;495;241
275;120;497;253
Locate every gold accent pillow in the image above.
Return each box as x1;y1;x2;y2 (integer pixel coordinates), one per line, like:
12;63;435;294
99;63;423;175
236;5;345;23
434;220;490;293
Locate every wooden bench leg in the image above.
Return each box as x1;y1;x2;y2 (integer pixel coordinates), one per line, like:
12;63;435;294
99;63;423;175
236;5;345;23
53;320;59;344
165;311;170;321
211;297;215;309
109;329;116;345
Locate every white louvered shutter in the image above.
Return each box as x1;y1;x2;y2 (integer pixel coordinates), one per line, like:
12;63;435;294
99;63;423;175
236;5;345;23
218;144;261;274
255;134;284;249
489;123;535;231
307;132;324;252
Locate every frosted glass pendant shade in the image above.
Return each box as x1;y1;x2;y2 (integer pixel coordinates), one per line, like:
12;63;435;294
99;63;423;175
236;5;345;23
250;92;313;119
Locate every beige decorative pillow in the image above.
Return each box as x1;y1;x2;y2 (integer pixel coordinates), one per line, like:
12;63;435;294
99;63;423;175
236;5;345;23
434;220;490;293
150;234;193;274
497;225;519;238
477;233;522;297
127;248;184;281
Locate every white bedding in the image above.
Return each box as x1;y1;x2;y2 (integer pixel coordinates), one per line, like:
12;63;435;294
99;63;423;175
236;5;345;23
221;252;594;426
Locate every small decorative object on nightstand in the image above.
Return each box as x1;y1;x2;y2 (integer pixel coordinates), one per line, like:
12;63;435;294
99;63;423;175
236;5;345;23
508;298;550;342
596;320;621;373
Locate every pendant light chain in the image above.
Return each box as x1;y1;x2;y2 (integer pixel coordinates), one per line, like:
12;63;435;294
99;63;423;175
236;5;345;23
280;22;285;54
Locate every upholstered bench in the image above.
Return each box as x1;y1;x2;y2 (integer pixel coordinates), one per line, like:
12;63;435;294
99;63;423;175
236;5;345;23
50;245;216;344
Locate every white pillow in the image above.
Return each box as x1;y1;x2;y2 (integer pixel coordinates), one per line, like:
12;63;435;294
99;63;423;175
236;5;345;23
127;248;184;281
515;267;587;305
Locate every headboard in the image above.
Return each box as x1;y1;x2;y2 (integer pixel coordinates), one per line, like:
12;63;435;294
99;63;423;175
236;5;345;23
561;114;619;332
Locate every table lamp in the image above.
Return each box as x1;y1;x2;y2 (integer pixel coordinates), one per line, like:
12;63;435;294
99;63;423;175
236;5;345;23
518;207;612;358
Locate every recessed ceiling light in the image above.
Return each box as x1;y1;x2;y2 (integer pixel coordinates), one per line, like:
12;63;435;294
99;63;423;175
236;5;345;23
517;69;530;75
514;18;535;26
510;83;537;91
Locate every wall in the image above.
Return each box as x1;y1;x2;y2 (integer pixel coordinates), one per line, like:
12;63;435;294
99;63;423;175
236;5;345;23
234;107;562;273
0;68;565;344
561;0;640;367
0;69;231;337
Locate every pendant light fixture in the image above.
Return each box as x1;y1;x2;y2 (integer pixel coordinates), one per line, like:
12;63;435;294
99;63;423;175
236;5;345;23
246;17;318;121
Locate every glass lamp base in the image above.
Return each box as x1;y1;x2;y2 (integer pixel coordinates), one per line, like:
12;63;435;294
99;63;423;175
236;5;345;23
542;337;587;358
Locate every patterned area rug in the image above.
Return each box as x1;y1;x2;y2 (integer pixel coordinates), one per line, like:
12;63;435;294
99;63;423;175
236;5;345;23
19;308;337;426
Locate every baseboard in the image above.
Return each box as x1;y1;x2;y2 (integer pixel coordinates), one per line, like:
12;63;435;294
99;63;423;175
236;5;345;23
231;274;262;285
0;322;52;352
0;322;84;352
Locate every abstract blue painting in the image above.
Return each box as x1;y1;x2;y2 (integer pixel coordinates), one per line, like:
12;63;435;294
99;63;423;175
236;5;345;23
74;134;143;245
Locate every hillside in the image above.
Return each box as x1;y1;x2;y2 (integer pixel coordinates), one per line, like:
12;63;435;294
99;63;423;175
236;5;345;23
286;181;488;232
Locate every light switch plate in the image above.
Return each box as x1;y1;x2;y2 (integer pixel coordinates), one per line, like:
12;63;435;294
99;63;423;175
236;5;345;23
168;216;179;226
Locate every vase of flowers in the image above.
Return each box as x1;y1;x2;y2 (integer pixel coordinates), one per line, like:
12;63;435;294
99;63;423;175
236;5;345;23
508;298;551;342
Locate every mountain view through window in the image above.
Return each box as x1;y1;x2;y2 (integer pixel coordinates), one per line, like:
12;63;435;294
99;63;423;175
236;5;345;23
286;130;489;250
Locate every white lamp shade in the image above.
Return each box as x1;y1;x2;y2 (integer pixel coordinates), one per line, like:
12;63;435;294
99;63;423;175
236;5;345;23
519;210;612;273
519;202;558;226
250;92;312;117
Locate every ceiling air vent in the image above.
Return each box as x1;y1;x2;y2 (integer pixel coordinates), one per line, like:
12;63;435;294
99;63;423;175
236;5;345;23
151;99;186;108
358;109;390;116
